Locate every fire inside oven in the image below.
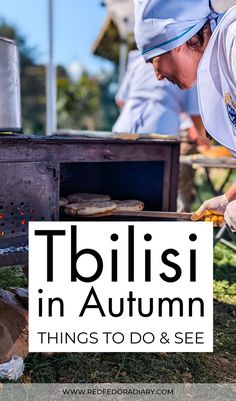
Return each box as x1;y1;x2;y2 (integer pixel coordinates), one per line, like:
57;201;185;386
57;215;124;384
60;161;165;214
0;161;57;266
0;162;55;240
0;201;29;237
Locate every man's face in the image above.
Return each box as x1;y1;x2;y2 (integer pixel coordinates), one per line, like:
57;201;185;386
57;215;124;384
151;44;201;89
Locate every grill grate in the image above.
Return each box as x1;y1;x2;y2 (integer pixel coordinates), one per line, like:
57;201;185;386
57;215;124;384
0;201;48;237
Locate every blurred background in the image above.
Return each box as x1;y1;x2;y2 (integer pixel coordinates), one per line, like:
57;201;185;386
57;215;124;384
0;0;235;135
0;0;135;134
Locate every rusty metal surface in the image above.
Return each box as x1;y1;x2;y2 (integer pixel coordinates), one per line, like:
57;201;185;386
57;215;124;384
0;161;58;266
0;135;179;266
0;135;180;164
112;211;193;219
1;131;179;143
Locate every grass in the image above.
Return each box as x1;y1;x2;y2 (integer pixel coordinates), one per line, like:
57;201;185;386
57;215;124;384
0;265;27;289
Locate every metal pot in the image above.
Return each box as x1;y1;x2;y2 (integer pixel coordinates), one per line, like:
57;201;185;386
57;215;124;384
0;37;21;132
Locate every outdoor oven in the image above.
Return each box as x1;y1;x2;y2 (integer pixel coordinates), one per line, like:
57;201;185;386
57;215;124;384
0;133;180;266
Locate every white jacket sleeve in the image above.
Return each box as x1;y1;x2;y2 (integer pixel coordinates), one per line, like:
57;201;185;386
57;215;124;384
226;20;236;86
224;199;236;231
185;85;200;116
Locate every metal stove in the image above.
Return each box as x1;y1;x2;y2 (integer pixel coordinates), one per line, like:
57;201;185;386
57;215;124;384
0;133;180;266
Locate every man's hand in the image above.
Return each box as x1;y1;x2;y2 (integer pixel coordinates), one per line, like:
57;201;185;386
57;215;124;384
192;194;229;220
224;200;236;232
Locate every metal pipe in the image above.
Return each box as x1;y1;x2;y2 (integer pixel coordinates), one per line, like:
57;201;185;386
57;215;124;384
46;0;57;135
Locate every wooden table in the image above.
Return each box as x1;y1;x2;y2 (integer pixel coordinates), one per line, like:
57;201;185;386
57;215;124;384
180;154;236;250
180;155;236;201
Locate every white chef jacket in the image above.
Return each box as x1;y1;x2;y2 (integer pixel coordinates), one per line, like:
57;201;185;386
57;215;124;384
112;50;199;135
197;6;236;156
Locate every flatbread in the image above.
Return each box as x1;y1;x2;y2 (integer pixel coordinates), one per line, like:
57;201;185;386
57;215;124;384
59;197;68;207
64;200;117;216
113;200;144;212
67;192;111;204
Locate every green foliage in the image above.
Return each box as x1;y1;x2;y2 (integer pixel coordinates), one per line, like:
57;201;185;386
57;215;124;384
214;243;236;303
214;280;236;303
0;266;27;288
57;70;119;131
96;71;120;131
0;20;119;134
214;242;236;269
57;72;100;130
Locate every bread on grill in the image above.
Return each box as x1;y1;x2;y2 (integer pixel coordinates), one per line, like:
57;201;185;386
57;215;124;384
67;192;111;204
113;199;144;212
59;197;68;207
64;200;117;216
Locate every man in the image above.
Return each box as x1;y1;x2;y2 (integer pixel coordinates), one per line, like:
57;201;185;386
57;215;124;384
134;0;236;229
112;49;209;211
112;50;206;139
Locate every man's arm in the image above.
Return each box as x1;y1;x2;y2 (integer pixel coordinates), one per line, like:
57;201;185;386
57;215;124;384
191;115;211;146
226;183;236;202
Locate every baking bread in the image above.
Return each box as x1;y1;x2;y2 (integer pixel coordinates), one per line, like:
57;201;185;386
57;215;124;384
67;192;111;203
59;197;68;207
64;200;117;216
113;200;144;212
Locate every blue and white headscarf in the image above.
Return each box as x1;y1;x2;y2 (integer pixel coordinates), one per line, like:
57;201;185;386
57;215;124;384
134;0;217;61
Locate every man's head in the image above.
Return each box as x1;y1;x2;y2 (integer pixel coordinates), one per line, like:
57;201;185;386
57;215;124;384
151;22;212;89
134;0;214;88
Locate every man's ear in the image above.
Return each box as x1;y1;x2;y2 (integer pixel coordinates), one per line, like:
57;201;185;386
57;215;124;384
150;56;158;64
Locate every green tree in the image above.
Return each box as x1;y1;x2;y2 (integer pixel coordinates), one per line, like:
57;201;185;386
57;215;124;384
57;68;119;131
96;69;119;131
57;71;100;130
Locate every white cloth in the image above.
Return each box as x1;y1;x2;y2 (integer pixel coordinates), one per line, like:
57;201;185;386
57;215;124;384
115;50;139;104
224;199;236;231
0;356;24;381
212;0;236;13
134;0;214;61
197;6;236;156
113;50;199;135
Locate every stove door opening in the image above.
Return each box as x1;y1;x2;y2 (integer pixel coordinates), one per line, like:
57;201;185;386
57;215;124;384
60;161;165;215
